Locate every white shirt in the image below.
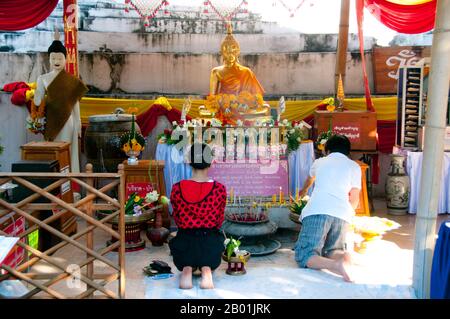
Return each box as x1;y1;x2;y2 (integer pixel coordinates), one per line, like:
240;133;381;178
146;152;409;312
301;152;361;223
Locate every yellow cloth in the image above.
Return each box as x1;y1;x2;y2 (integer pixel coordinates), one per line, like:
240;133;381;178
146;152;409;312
80;96;398;125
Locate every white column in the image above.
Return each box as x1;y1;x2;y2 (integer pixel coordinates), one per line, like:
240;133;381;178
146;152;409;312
413;0;450;299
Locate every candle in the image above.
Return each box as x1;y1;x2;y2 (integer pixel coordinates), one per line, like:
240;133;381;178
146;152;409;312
230;188;234;204
272;194;276;204
295;187;299;201
234;192;237;205
279;187;282;205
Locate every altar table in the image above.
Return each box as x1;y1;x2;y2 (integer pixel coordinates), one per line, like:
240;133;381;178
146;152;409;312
155;141;315;200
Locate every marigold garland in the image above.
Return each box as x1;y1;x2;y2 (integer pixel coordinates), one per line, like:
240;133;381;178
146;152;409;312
26;100;46;134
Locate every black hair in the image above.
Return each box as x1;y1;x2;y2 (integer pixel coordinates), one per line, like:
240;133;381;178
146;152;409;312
48;40;67;57
189;143;213;170
325;134;351;156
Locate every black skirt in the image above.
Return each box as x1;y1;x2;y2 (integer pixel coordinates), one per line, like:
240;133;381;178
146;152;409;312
169;228;224;271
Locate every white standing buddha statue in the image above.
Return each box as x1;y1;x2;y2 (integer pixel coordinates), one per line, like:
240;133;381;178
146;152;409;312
33;35;88;173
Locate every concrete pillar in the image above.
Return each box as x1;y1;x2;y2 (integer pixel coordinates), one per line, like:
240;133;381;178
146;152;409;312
412;0;450;299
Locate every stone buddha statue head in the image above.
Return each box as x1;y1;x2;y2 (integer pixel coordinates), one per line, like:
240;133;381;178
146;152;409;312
220;24;240;67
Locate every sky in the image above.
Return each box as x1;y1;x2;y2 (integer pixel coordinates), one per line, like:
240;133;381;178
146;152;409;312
160;0;399;45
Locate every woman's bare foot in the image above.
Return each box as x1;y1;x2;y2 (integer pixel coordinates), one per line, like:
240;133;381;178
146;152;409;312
180;267;193;289
335;252;353;282
199;267;214;289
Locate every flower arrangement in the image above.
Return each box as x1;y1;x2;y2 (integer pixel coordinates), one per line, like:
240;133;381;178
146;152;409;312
205;91;265;124
120;107;145;155
224;235;248;264
288;195;309;216
316;129;336;152
284;121;306;153
157;121;188;145
26;100;46;134
125;190;168;216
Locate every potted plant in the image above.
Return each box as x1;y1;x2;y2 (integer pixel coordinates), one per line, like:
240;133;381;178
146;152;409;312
222;235;251;275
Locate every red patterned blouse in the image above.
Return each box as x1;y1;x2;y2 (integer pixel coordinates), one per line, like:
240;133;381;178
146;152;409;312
170;180;227;229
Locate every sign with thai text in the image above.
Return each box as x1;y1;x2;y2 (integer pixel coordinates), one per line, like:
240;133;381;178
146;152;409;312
333;123;362;143
126;182;154;198
208;160;289;197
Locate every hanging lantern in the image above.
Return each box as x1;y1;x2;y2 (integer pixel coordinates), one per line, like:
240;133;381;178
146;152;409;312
123;0;170;26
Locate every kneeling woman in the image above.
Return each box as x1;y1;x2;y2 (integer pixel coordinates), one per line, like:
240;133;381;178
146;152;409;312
169;143;227;289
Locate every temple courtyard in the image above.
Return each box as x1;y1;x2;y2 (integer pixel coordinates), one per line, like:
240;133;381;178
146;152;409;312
7;198;444;299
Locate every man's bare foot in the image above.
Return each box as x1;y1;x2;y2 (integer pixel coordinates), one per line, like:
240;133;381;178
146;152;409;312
335;252;353;282
180;267;193;289
199;267;214;289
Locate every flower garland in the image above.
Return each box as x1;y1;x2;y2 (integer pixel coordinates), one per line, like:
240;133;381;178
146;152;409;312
26;100;46;134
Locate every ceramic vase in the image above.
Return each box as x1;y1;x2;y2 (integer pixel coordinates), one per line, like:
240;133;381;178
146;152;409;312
385;154;410;215
146;209;169;246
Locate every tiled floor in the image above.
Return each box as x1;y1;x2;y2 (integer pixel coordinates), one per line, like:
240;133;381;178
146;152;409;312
17;198;449;299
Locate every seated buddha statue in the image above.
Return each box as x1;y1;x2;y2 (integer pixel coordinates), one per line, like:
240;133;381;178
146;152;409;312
202;24;270;122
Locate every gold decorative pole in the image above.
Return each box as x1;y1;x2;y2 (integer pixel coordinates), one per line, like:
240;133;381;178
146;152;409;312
337;74;345;111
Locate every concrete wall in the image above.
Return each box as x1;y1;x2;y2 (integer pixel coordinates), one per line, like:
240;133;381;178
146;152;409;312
0;51;373;96
0;31;376;54
0;93;41;172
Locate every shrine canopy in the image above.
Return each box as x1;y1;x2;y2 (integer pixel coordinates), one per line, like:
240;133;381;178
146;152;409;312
364;0;436;34
0;0;59;31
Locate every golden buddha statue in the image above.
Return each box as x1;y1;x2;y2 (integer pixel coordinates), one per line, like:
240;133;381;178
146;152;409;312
201;24;270;123
210;25;265;96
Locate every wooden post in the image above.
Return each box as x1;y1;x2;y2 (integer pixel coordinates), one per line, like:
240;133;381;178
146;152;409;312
335;0;350;92
118;164;126;299
85;163;94;298
413;0;450;299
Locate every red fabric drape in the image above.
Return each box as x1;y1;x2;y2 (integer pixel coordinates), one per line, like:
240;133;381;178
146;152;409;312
377;120;397;154
136;105;192;137
0;0;59;31
364;0;436;34
356;0;375;112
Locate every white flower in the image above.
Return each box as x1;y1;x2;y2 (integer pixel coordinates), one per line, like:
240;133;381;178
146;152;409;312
235;250;247;257
233;247;239;254
236;120;243;127
283;119;289;125
297;137;302;142
172;121;178;126
145;190;159;203
289;129;295;134
301;195;310;201
320;139;327;145
224;238;230;246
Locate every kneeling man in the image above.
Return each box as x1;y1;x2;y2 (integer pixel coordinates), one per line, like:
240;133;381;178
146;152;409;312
295;134;360;282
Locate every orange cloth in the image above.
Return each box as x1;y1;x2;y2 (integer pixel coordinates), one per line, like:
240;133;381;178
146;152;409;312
218;64;265;95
